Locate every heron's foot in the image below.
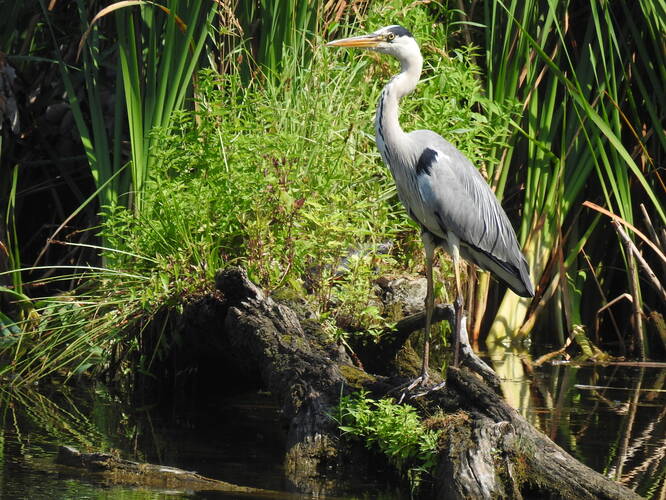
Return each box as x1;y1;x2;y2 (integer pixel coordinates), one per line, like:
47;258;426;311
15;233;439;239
452;315;501;392
388;373;446;403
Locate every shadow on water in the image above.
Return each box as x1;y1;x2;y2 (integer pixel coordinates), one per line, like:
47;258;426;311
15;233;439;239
1;352;664;499
0;384;402;499
489;346;666;499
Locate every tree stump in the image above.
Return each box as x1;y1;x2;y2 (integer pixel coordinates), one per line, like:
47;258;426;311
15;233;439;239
211;267;641;499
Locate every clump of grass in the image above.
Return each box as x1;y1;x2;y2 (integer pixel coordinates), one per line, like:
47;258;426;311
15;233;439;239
0;256;197;385
482;0;666;351
102;7;513;315
335;390;441;487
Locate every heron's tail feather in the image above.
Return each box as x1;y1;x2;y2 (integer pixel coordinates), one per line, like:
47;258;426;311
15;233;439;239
464;244;534;298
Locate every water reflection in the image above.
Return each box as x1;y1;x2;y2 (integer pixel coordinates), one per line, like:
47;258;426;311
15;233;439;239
489;348;666;498
0;385;402;499
486;344;533;421
1;357;664;498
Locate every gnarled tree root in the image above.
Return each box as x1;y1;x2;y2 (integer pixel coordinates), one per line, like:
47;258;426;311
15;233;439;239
207;267;641;499
433;368;642;500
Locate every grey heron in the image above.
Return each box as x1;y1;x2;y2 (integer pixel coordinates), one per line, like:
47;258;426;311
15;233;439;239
327;25;534;387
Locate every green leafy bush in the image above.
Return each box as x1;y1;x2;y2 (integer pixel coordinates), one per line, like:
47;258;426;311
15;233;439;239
101;11;512;310
335;390;441;486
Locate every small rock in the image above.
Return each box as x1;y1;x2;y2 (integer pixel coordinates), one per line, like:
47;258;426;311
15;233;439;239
376;276;427;317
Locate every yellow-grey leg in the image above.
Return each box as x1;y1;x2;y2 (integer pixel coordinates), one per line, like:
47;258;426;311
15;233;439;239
403;232;436;392
421;233;436;383
393;232;446;399
451;245;464;367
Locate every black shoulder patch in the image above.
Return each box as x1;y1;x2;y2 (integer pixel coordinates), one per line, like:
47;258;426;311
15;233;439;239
415;148;438;176
387;25;413;39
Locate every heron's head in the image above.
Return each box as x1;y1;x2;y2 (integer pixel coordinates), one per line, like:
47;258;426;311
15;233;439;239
326;25;420;64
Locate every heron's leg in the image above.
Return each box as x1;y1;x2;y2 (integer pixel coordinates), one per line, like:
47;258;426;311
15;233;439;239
395;232;439;397
421;234;436;383
451;245;464;368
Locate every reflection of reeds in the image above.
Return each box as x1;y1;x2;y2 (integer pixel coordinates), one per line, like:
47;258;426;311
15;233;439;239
616;406;666;490
488;346;534;421
0;385;112;452
505;355;666;497
613;367;644;481
556;363;666;497
604;368;666;496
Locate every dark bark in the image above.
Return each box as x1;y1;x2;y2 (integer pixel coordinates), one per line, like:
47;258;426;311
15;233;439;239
433;368;642;500
214;267;351;491
211;267;641;500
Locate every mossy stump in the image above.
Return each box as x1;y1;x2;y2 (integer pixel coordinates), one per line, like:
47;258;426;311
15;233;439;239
203;267;641;499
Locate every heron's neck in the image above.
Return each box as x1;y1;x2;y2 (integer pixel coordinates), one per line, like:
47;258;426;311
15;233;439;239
375;54;423;153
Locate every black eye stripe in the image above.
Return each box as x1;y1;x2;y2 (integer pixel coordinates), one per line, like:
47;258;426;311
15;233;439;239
386;25;413;39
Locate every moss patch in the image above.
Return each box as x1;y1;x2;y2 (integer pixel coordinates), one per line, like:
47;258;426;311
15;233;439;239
339;364;377;388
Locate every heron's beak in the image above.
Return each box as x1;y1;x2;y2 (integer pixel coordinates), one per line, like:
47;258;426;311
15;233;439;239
326;33;382;48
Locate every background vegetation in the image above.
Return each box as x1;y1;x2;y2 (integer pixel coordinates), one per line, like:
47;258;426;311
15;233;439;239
0;0;663;384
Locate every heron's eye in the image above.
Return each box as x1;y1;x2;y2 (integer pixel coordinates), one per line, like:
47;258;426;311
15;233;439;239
386;33;395;41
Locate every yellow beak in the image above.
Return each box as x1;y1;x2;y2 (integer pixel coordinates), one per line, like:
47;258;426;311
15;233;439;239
325;33;382;48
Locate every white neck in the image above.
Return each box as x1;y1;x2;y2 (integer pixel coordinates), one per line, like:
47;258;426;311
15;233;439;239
375;49;423;157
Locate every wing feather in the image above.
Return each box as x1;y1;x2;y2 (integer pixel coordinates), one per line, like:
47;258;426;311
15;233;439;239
405;130;533;297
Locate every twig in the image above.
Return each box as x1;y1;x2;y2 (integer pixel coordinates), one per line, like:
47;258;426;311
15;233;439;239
584;201;666;265
594;293;632;356
640;204;666;279
455;0;474;48
612;221;646;359
612;221;666;304
640;204;660;248
389;303;453;338
584;249;625;354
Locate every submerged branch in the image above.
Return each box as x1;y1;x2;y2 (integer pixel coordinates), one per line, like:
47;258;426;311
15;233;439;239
57;446;278;495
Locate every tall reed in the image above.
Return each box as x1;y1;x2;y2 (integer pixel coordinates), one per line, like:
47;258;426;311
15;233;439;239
478;0;664;350
115;0;217;212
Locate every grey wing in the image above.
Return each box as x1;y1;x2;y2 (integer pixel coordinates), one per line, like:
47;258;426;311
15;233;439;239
407;130;534;297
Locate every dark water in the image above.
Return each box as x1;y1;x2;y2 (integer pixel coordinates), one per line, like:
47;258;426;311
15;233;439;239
1;354;664;499
0;386;400;499
490;350;666;498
